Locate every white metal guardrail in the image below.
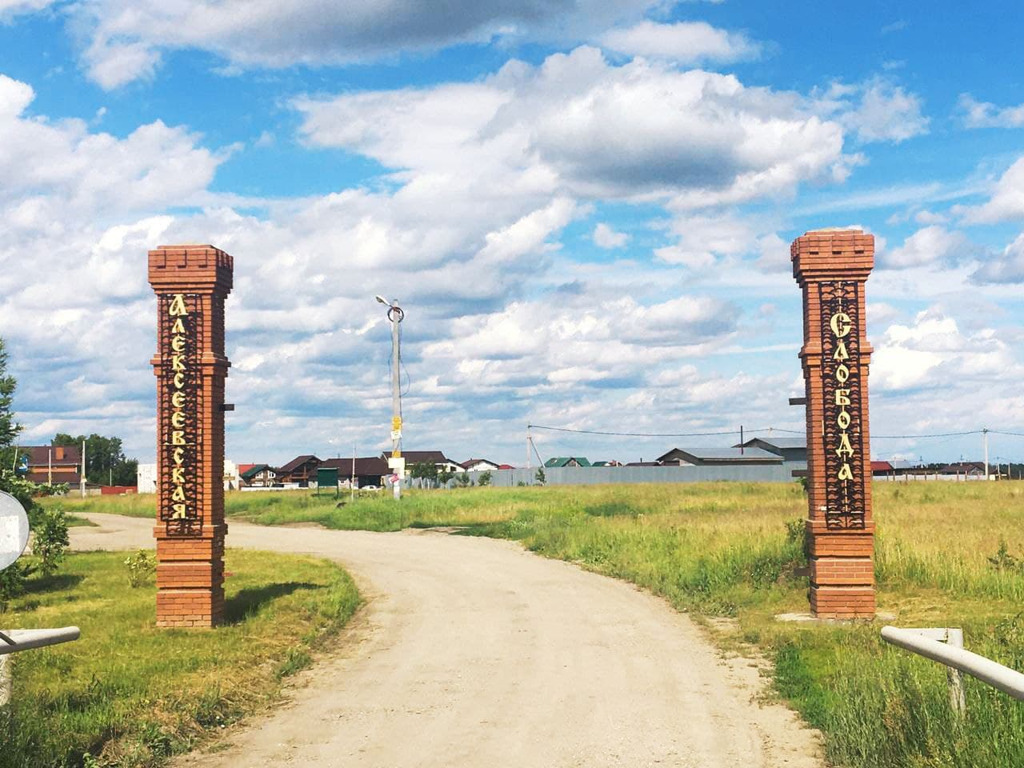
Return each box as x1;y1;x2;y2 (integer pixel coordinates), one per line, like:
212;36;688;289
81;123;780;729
0;627;81;706
881;625;1024;712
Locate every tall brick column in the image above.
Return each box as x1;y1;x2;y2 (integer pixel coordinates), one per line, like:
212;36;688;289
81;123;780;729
149;245;233;628
792;229;875;619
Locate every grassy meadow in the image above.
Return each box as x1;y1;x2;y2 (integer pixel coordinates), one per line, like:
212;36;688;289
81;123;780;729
0;549;360;768
45;481;1024;767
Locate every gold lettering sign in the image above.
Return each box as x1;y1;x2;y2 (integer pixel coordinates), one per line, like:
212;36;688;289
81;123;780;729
160;293;202;535
820;282;866;530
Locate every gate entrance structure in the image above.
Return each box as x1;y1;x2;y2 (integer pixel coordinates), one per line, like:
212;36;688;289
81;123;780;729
792;229;875;619
148;245;233;628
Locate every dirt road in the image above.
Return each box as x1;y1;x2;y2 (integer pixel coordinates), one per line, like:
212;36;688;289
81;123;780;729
72;515;822;768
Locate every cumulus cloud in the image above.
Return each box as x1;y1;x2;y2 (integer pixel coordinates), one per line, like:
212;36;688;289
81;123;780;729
959;157;1024;223
599;20;759;63
815;77;928;144
297;47;853;204
66;0;664;88
958;94;1024;129
972;233;1024;284
592;222;629;249
879;225;970;270
868;307;1019;393
0;0;54;20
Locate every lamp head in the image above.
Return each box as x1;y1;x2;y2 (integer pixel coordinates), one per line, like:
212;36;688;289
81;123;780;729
375;295;389;305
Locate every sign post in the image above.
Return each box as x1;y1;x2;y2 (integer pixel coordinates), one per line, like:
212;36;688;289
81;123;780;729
149;245;233;628
792;229;876;619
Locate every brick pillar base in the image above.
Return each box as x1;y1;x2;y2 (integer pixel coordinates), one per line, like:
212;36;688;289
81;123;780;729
154;530;226;627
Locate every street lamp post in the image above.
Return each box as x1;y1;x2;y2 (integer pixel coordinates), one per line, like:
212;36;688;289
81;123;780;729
376;296;405;500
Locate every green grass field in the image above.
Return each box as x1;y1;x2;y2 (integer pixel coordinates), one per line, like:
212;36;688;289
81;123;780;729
0;549;360;768
45;481;1024;767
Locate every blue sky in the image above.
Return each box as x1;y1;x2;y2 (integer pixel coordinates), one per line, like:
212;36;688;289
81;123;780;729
3;1;1024;468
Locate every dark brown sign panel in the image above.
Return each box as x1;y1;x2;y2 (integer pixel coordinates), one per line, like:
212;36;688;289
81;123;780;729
818;281;866;530
157;293;204;536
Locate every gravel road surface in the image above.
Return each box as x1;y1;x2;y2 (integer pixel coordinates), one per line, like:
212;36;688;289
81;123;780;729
72;514;823;768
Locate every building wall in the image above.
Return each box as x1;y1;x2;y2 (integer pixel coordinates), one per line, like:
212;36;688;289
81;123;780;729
462;462;805;487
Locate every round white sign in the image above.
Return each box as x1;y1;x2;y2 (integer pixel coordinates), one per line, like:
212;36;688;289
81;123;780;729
0;490;30;571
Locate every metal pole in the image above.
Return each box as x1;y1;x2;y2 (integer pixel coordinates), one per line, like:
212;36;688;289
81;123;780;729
351;443;356;503
0;655;9;707
391;305;402;501
48;446;52;485
81;439;86;497
983;428;989;480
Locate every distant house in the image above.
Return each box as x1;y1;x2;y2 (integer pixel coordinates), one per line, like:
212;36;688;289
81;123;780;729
462;458;500;473
939;461;987;477
383;451;462;474
276;455;322;486
871;460;894;476
656;447;782;466
498;464;515;470
19;445;82;486
591;460;622;467
321;457;389;488
734;437;807;464
544;457;591;468
240;464;278;487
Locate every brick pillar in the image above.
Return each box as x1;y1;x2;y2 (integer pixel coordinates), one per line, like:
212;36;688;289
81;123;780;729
792;229;875;619
149;245;233;628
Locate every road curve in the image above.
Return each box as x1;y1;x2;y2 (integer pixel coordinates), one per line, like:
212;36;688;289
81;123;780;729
72;515;822;768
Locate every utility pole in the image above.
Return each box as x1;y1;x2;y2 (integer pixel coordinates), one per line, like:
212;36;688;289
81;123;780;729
526;426;531;470
376;296;405;500
81;439;86;497
351;442;356;503
983;428;989;480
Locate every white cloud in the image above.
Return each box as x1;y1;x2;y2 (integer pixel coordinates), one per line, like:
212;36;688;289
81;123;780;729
972;233;1024;284
872;308;1016;392
879;225;969;270
68;0;664;88
0;0;54;19
298;47;853;205
958;94;1024;129
959;157;1024;223
815;78;929;144
600;20;759;63
592;222;629;249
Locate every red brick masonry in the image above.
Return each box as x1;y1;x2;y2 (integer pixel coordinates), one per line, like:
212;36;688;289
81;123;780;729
149;245;233;628
792;230;876;619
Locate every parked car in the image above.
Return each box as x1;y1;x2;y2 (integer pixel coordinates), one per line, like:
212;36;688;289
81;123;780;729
360;485;381;491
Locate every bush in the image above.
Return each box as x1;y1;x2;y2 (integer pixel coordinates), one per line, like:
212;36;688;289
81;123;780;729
478;471;492;487
124;549;156;588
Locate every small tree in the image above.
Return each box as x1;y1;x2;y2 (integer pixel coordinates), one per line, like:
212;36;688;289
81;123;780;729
535;467;546;486
478;470;492;487
437;466;455;488
455;472;471;488
410;461;439;488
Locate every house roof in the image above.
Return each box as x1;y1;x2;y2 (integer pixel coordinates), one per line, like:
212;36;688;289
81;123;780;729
461;458;498;469
21;445;82;466
382;451;453;464
939;461;986;474
871;461;894;472
544;457;591;468
657;446;782;464
322;457;390;476
240;463;273;480
735;437;806;451
277;455;320;474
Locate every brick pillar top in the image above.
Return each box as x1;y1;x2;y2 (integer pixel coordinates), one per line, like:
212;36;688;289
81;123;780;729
148;245;233;294
792;228;874;280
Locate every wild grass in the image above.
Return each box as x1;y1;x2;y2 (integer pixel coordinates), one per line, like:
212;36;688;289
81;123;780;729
47;480;1024;767
0;549;360;767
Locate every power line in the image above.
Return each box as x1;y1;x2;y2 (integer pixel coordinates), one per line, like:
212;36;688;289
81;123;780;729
528;424;781;439
528;424;1017;441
